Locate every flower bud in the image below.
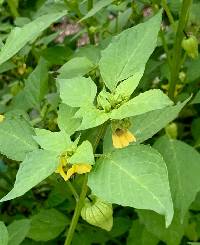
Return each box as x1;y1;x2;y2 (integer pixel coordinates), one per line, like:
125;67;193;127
182;36;199;59
17;63;26;75
89;26;97;34
97;90;111;112
179;71;186;82
81;196;113;231
0;114;5;123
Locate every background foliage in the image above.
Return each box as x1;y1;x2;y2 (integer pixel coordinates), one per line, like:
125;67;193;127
0;0;200;245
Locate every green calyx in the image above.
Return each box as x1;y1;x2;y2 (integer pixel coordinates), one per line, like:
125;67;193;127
81;195;113;231
97;90;112;112
97;89;129;113
181;35;199;59
64;140;79;159
111;118;132;132
165;123;178;139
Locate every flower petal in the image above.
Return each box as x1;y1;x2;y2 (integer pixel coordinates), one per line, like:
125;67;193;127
112;133;123;148
74;164;92;174
56;163;69;181
124;130;136;143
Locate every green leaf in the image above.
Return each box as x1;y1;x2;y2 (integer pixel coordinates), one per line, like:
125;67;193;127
127;220;159;245
0;11;66;65
88;144;173;227
154;136;200;222
192;118;200;140
70;141;94;165
40;46;72;66
191;91;200;104
0;221;8;245
99;11;162;91
0;150;58;202
27;209;67;241
130;98;188;143
57;103;81;135
137;210;188;245
0;117;38;161
58;57;94;79
185;56;200;83
33;0;66;18
110;89;173;120
191;118;200;145
190;192;200;211
24;58;48;109
45;182;71;208
10;90;30;111
33;129;71;153
80;0;114;21
115;71;144;97
189;3;200;25
109;217;131;238
8;219;30;245
75;104;109;130
103;99;188;153
11;59;48;111
59;77;97;107
0;61;16;73
108;8;132;33
74;45;100;65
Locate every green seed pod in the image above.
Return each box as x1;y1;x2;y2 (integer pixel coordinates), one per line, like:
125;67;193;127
182;36;199;59
81;196;113;231
165;122;178;139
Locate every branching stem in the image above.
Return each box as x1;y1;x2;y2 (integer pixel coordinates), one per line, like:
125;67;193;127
168;0;192;100
67;181;79;202
64;123;108;245
64;175;88;245
161;0;176;32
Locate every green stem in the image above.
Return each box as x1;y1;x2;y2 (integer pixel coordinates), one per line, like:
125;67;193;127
7;0;19;17
93;123;108;152
87;28;95;45
87;0;95;44
161;0;176;32
67;181;79;202
87;0;93;10
168;0;192;100
115;13;119;33
64;174;88;245
64;123;108;245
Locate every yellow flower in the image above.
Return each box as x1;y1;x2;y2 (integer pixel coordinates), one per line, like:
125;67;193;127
64;164;92;180
55;157;68;180
0;114;5;123
112;128;136;149
55;156;92;181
